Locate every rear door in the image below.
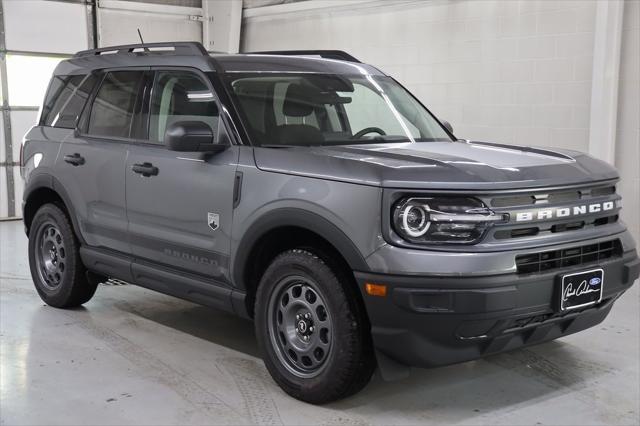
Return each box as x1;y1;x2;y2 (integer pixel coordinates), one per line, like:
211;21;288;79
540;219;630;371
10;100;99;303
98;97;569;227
125;68;239;284
57;69;147;253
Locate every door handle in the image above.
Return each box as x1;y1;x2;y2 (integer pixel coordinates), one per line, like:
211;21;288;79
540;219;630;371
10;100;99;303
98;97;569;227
132;162;159;177
63;153;85;166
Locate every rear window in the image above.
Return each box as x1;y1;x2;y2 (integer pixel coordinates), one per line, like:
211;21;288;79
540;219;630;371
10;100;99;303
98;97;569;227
87;71;144;139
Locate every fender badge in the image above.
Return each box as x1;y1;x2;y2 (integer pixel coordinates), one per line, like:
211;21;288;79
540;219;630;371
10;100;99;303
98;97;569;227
208;212;219;231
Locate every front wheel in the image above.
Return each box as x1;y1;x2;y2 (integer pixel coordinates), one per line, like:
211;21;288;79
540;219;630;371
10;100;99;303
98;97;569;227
28;203;97;308
255;249;375;404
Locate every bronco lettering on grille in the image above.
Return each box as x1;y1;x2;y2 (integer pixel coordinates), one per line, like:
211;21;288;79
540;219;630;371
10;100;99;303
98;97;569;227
515;201;615;222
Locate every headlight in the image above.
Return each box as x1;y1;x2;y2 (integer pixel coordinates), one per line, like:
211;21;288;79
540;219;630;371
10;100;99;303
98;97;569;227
392;197;507;244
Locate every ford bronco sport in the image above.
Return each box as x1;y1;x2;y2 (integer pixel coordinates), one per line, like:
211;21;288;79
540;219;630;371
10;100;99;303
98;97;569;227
21;42;639;404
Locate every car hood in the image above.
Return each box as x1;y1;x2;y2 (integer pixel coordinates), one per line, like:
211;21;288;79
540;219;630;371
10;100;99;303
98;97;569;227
253;141;618;190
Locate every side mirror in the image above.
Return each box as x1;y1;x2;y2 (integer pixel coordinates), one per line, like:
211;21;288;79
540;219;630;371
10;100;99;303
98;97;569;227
165;120;225;153
442;120;454;134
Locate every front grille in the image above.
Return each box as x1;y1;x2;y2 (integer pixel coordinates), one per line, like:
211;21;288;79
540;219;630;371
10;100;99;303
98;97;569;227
490;185;615;208
494;215;619;239
515;239;622;274
486;182;621;242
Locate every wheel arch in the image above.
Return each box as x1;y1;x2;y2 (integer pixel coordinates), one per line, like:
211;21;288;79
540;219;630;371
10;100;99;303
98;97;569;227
232;208;370;317
23;174;84;243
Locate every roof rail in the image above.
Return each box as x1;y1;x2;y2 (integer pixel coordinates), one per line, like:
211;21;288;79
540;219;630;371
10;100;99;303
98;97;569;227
250;50;361;63
74;41;209;58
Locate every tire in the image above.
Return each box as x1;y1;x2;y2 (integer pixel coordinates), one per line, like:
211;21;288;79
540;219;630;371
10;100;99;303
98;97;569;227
255;249;375;404
28;203;98;308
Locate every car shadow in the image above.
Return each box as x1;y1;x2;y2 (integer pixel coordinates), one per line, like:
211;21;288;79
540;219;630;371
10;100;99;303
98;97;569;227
333;340;600;416
105;285;608;419
107;287;261;358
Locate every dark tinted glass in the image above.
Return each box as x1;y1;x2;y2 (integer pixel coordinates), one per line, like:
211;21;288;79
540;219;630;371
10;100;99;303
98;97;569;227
148;71;218;142
40;75;85;127
53;74;99;129
88;71;143;138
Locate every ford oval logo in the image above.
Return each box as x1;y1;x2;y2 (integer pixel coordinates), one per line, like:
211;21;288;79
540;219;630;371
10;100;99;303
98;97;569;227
589;277;601;286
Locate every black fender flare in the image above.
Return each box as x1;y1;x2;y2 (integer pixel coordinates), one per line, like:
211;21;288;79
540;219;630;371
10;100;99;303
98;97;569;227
232;207;370;291
23;173;85;244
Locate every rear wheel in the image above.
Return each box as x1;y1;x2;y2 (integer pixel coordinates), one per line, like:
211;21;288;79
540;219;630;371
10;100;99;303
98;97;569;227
28;203;97;308
255;249;375;404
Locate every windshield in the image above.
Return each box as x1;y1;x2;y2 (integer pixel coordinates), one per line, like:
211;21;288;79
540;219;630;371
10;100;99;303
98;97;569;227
225;73;453;147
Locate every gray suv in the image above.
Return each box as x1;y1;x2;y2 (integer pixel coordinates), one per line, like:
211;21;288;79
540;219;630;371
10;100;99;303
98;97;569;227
21;42;639;403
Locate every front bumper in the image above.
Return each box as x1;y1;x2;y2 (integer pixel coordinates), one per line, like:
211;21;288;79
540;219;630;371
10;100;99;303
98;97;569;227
356;249;639;368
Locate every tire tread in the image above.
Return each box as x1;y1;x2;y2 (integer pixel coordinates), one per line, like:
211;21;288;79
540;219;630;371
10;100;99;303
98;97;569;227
255;249;375;404
28;203;97;308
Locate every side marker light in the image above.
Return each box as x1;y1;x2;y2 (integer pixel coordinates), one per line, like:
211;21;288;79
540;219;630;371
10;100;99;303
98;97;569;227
365;283;387;297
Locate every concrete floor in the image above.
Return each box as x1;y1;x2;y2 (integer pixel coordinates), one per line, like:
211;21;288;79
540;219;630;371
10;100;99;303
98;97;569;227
1;220;639;425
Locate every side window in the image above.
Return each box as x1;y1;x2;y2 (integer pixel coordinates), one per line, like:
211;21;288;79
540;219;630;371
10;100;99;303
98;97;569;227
88;71;144;138
40;75;85;127
149;70;219;143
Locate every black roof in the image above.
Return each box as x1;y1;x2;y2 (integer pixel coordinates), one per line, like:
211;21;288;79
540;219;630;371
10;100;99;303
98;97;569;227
54;41;385;76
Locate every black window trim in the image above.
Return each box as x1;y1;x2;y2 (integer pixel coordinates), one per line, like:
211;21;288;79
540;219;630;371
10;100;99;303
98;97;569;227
132;70;154;141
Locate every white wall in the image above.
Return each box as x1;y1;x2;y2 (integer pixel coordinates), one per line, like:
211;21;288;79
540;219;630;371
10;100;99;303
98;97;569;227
96;0;241;52
3;0;89;53
97;0;203;47
615;0;640;243
243;0;598;151
242;0;639;243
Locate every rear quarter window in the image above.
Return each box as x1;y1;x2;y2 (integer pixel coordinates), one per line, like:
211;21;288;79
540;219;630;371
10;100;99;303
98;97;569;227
40;74;98;129
40;75;84;126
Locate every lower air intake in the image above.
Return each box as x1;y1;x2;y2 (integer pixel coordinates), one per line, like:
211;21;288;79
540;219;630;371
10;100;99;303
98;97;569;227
515;239;623;274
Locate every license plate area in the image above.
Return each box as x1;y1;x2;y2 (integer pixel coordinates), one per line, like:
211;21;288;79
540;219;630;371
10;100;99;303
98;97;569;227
559;268;604;311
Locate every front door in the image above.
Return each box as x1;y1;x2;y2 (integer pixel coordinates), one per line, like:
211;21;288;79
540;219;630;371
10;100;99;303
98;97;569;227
125;69;239;284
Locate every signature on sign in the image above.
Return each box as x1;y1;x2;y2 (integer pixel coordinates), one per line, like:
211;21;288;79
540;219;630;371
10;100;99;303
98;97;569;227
562;279;600;302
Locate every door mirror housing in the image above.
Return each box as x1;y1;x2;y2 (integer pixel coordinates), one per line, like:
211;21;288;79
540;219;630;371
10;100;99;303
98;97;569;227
442;120;454;135
165;121;225;153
